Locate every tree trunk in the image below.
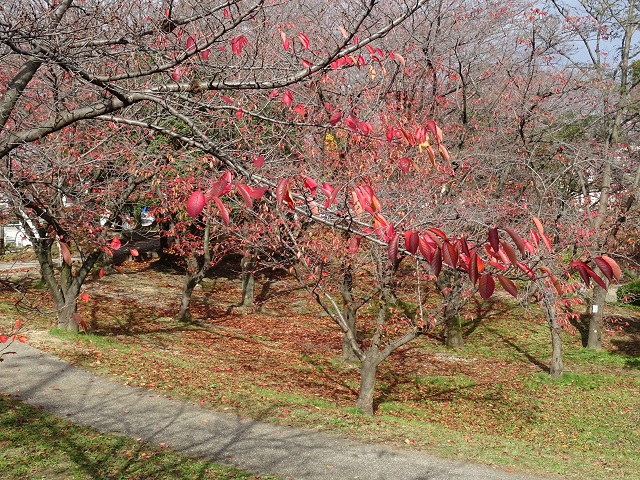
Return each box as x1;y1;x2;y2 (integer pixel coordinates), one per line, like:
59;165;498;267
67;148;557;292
550;326;563;379
241;252;255;308
437;270;465;348
176;220;211;322
57;298;79;332
586;284;606;351
445;312;464;349
539;281;563;378
176;271;198;322
341;264;359;361
355;355;379;415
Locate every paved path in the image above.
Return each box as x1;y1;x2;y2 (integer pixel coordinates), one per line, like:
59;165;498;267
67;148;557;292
0;342;560;480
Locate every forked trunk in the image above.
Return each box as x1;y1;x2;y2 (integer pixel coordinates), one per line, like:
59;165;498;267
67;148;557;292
586;285;606;351
57;300;79;332
355;355;379;415
341;263;359;361
176;220;211;322
33;236;98;332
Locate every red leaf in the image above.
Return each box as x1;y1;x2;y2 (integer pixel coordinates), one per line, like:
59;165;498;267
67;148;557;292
404;231;419;254
59;241;72;266
186;35;196;51
329;111;342;126
415;126;428;144
469;251;479;285
236;183;254;208
497;274;518;298
200;49;210;60
386;128;396;141
324;184;340;209
540;266;563;295
540;233;552;252
80;293;90;302
213;196;230;225
479;274;495;300
426;120;438;141
171;68;181;81
398;157;411;172
438;144;450;163
282;90;293;106
253;155;265;168
186;191;206;219
224;8;229;18
129;248;139;257
570;260;591;287
249;186;266;200
303;176;317;195
428;227;448;241
345;115;358;131
235;109;243;119
523;239;536;255
517;261;536;279
358;121;372;135
500;240;518;266
442;241;458;268
595;255;621;281
430;248;442;277
231;35;248;55
110;237;121;250
532;216;544;235
458;238;470;256
293;104;306;115
0;335;7;343
297;32;310;50
99;268;105;279
15;320;21;329
387;234;400;264
221;95;234;104
348;236;361;255
419;236;435;263
276;178;291;206
487;260;506;271
73;312;87;332
488;227;499;254
530;229;540;248
503;228;526;256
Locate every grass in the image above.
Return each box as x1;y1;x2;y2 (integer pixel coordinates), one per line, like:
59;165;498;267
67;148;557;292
0;394;281;480
1;261;639;479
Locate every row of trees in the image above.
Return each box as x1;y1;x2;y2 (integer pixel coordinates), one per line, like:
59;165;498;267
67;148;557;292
0;0;636;413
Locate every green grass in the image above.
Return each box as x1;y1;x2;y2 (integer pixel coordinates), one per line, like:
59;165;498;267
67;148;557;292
0;395;281;480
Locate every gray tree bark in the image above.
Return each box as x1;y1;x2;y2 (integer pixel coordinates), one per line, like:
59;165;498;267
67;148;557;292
241;252;255;308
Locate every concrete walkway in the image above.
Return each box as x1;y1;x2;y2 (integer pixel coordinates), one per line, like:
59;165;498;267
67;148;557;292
0;342;560;480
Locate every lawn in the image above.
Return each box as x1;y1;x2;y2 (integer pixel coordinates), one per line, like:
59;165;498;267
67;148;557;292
0;394;282;479
1;258;639;479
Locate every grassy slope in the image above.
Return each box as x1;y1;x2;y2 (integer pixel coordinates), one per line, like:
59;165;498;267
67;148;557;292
1;260;639;479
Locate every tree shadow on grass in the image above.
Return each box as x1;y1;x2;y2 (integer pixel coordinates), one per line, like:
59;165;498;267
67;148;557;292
0;395;215;480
